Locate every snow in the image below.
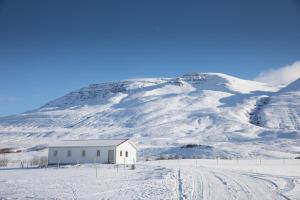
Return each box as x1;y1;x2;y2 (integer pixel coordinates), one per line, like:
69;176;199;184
256;78;300;130
49;139;128;148
279;78;300;93
0;73;299;160
0;159;299;199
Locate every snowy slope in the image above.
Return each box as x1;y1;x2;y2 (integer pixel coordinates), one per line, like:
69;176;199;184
0;73;299;159
255;78;300;130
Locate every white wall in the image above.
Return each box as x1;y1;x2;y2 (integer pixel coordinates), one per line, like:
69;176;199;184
48;146;116;164
115;141;137;165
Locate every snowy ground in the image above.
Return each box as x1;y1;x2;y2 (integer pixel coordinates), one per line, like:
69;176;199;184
0;159;299;200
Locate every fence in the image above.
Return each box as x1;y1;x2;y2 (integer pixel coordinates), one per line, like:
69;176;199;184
0;156;48;168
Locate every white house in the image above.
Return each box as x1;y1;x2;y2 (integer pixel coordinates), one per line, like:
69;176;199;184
48;139;137;165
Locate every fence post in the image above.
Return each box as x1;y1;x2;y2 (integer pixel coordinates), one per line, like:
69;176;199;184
95;165;98;178
259;158;261;166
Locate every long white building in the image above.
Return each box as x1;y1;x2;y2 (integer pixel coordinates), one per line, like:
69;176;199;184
48;139;137;165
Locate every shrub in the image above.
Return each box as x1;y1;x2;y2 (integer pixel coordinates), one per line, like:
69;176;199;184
39;156;48;168
0;158;8;167
30;156;40;166
0;148;14;154
30;156;48;167
156;155;169;160
181;144;213;149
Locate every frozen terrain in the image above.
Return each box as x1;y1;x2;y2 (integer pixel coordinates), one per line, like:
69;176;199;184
0;159;299;200
255;78;300;130
0;73;299;159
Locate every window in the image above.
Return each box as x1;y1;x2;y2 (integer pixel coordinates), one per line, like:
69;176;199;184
67;150;71;157
54;150;58;157
120;151;122;156
82;150;86;157
125;151;128;157
97;150;100;157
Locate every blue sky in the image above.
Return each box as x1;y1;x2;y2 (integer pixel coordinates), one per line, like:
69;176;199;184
0;0;300;116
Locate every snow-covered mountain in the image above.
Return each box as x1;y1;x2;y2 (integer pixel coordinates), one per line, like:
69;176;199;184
0;73;299;159
254;78;300;130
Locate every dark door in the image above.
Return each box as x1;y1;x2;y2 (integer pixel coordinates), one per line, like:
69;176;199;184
108;150;114;164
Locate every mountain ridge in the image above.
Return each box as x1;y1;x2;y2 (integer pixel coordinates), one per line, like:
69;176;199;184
40;73;278;109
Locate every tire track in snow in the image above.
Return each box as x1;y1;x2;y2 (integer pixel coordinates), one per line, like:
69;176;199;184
190;168;204;200
177;168;185;200
177;165;295;200
242;172;297;200
211;170;254;200
187;167;218;200
211;169;295;200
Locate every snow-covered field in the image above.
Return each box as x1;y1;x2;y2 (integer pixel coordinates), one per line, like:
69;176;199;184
0;159;299;200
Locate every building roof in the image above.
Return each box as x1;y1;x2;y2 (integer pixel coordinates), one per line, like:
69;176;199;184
49;139;129;148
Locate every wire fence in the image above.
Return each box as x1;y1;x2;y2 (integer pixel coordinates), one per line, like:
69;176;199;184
0;156;48;168
1;156;299;170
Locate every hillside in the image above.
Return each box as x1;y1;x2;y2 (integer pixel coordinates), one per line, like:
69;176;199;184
0;73;299;159
254;78;300;130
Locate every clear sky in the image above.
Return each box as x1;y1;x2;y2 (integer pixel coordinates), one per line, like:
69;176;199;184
0;0;300;116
